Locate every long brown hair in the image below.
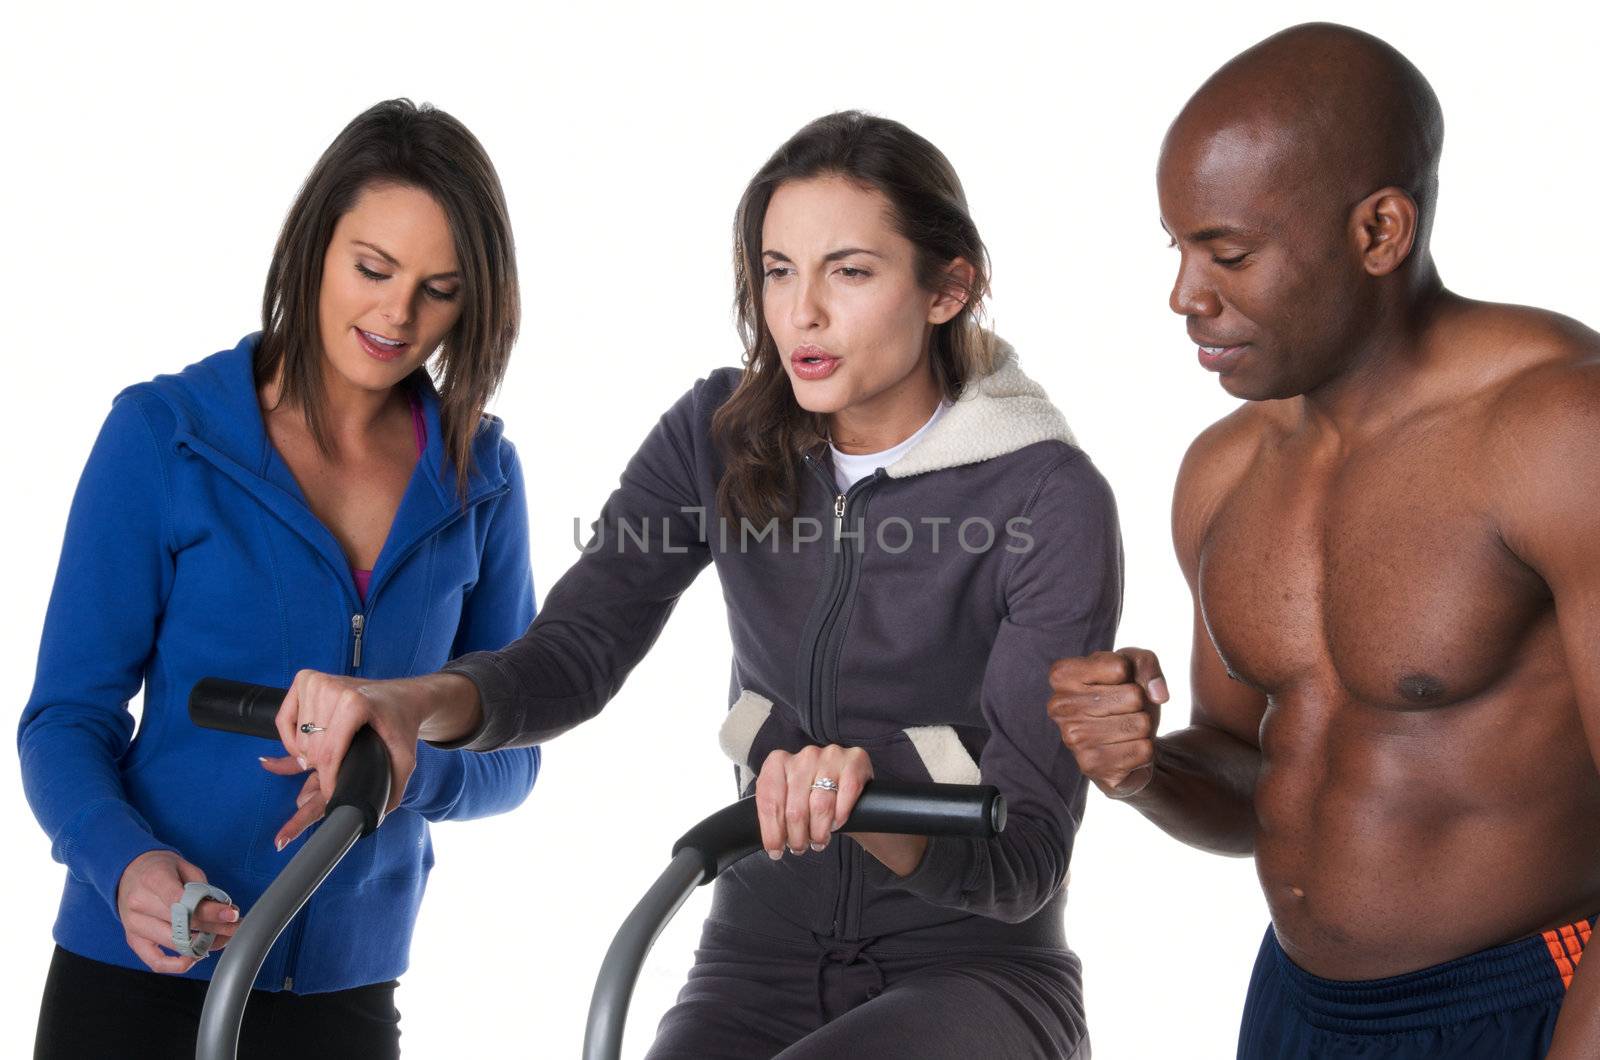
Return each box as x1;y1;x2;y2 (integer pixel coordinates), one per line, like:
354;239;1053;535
256;98;519;499
712;110;995;526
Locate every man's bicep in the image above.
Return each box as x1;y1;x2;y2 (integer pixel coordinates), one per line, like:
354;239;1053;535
1521;516;1600;742
1496;368;1600;758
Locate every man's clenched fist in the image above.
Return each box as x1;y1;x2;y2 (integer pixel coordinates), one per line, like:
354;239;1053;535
1049;648;1169;798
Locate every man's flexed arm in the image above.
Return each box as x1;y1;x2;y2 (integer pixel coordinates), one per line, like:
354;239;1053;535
1051;409;1269;856
1494;356;1600;1060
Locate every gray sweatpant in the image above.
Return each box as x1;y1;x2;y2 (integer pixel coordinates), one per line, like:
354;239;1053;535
646;919;1091;1059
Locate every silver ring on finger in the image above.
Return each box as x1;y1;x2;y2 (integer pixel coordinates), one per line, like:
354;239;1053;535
810;776;839;793
298;723;326;735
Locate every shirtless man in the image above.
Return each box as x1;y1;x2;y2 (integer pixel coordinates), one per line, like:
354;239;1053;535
1051;23;1600;1059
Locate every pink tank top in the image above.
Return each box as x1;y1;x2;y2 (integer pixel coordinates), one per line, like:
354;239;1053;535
351;391;427;604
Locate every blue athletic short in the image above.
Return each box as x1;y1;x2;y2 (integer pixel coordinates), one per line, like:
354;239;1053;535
1237;916;1594;1059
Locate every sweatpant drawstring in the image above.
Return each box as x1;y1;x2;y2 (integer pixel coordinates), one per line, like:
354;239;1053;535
811;933;886;1024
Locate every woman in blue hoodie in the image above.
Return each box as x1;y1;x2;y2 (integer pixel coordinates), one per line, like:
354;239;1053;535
20;99;538;1058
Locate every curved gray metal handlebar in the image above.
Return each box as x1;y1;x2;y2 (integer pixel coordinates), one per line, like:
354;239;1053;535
195;805;367;1060
582;782;1005;1060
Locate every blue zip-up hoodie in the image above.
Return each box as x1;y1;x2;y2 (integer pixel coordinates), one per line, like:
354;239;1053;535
19;333;540;993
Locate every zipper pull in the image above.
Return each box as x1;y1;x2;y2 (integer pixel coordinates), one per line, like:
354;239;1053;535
833;493;845;539
350;614;365;670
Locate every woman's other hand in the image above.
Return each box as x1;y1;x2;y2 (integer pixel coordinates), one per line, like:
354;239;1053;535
115;850;239;974
259;754;327;850
754;745;928;876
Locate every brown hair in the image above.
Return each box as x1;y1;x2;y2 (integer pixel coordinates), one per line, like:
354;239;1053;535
712;110;995;526
256;98;519;499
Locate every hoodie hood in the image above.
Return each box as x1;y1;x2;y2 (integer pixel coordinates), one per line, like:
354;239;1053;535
884;338;1076;479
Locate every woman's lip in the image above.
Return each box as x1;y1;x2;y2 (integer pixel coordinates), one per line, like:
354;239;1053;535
1197;343;1249;373
790;347;841;381
355;327;409;362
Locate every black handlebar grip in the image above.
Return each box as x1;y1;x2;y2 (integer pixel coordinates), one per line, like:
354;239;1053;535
672;781;1005;883
327;728;393;837
844;781;1007;837
189;678;286;740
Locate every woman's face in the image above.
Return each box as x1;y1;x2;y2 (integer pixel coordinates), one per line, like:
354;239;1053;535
761;175;959;417
316;182;463;395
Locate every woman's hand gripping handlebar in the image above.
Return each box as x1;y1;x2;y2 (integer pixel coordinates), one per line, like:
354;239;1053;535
195;670;482;819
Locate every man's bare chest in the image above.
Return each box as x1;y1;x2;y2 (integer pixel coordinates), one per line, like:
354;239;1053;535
1196;428;1550;710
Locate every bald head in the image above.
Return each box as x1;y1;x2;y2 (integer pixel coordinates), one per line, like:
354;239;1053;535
1167;23;1443;241
1156;25;1449;402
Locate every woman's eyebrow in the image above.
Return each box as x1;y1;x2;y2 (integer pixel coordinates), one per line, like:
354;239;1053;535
353;239;460;280
760;247;883;261
354;239;401;266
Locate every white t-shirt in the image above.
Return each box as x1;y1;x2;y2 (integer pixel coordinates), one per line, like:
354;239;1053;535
828;400;950;494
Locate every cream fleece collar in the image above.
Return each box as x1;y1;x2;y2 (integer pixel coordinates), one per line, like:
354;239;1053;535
885;338;1076;479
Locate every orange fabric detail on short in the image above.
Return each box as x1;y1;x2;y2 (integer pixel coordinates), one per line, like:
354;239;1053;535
1543;921;1592;990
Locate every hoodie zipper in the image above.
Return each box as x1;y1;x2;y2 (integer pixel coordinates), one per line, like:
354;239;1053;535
802;457;879;743
350;613;365;670
278;489;508;989
281;912;308;991
801;456;886;938
282;599;371;988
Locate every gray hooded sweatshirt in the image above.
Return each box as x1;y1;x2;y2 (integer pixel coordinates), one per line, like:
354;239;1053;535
438;344;1122;950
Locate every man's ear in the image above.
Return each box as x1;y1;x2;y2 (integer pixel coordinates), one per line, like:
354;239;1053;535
1350;187;1420;277
929;257;978;324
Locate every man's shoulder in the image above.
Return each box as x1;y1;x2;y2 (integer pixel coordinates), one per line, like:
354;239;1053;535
1465;306;1600;575
1170;401;1291;580
1177;401;1289;508
1184;401;1286;471
1481;305;1600;449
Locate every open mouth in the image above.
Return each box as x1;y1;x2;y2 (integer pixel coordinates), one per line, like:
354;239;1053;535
1196;342;1249;373
790;345;841;380
356;327;409;362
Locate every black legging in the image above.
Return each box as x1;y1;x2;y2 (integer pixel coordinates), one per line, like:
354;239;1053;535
34;946;401;1060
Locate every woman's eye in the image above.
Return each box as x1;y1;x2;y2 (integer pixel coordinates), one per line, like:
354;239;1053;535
764;266;791;280
355;262;389;281
837;267;870;279
424;286;459;303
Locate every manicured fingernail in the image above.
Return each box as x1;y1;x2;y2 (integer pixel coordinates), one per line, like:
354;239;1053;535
767;848;782;860
296;790;313;807
1150;678;1169;702
258;757;269;766
810;842;825;852
297;756;307;770
275;836;286;852
224;908;239;922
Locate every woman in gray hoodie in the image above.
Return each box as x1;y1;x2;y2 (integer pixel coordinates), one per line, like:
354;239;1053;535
278;110;1121;1059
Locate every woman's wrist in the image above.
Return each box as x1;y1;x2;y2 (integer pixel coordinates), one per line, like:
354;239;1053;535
412;672;483;744
855;832;930;877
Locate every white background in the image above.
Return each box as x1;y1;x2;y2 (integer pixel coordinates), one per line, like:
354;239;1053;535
3;2;1596;1057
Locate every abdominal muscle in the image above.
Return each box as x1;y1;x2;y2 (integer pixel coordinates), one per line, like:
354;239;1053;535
1251;685;1600;981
